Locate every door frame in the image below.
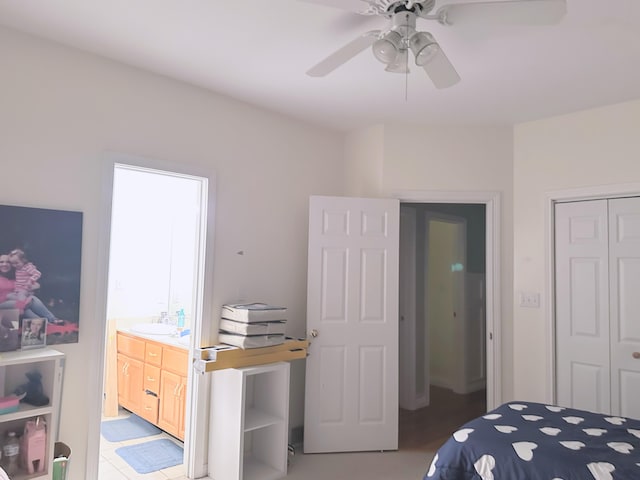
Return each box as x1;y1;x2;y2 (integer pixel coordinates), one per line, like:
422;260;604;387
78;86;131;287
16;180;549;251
396;190;501;409
86;152;217;479
399;206;421;410
544;181;640;404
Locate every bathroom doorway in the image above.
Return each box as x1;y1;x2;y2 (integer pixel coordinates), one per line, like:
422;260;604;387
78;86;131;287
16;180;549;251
96;158;212;479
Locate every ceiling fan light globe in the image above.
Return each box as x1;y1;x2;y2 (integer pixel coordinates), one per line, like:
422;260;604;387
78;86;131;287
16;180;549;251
415;43;440;66
372;31;402;64
385;49;409;73
409;32;439;66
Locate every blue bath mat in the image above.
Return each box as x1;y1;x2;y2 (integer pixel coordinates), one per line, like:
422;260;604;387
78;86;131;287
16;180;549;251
116;438;183;474
101;414;161;442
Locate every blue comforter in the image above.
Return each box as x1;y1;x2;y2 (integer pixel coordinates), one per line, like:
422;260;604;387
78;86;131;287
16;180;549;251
424;401;640;479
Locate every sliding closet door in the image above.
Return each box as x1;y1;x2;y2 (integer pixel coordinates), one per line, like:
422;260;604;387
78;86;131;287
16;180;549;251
555;200;610;414
608;197;640;419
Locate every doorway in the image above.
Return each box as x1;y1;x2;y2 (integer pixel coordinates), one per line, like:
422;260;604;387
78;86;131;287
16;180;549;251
398;202;488;451
98;163;206;478
87;154;216;479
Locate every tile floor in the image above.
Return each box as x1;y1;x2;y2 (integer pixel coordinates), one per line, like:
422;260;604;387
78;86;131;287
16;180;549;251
99;410;187;480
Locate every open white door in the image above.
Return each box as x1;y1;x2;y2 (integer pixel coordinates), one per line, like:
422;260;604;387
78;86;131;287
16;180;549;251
304;196;399;453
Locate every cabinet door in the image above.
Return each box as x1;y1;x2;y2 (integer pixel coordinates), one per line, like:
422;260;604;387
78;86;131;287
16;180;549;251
117;353;144;413
145;342;163;367
144;363;161;395
117;333;145;361
158;370;185;439
140;392;159;424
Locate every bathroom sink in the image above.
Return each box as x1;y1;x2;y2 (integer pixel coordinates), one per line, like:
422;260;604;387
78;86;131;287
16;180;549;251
130;323;175;335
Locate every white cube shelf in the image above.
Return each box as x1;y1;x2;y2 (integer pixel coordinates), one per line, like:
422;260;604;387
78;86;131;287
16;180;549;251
209;362;289;480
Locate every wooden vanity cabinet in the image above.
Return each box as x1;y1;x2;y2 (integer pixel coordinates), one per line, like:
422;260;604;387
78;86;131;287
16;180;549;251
158;347;188;439
116;331;188;440
116;334;145;413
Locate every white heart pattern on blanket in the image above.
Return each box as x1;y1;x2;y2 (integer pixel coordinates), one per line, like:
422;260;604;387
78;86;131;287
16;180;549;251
546;406;565;412
560;441;585;451
474;454;496;480
495;425;518;434
513;441;538;461
453;428;474;442
608;442;634;454
540;427;562;436
583;428;608;437
562;416;584;425
483;413;502;420
604;417;626;425
509;404;528;411
426;454;438;477
627;429;640;439
522;415;544;422
587;462;615;480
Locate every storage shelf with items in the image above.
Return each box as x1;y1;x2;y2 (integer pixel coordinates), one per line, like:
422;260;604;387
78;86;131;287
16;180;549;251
0;348;64;480
209;362;289;480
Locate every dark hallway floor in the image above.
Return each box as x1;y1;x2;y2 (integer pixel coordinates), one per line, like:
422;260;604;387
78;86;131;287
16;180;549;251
399;386;486;452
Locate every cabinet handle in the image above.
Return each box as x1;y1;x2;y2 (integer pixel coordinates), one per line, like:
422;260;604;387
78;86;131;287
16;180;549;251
147;377;155;382
148;352;158;357
173;384;179;396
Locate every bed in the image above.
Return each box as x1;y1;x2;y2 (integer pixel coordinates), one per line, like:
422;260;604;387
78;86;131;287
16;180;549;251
424;401;640;480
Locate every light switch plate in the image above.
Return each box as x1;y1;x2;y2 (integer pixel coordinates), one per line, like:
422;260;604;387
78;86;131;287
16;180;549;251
519;292;540;308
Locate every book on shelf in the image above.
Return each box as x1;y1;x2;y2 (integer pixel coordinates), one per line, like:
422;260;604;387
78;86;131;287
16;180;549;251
219;318;286;336
221;303;287;323
218;332;286;349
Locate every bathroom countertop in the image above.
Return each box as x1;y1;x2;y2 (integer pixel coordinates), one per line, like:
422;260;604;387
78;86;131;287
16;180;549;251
118;328;190;350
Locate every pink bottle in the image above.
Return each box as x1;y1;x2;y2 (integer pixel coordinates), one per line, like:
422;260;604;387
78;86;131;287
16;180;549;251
21;417;47;474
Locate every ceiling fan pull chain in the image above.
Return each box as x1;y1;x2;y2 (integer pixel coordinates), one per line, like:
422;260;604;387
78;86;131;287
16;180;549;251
404;13;410;101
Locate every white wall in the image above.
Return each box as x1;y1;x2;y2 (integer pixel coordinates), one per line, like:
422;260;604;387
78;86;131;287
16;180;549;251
344;125;385;197
0;26;344;478
344;123;515;401
513;99;640;401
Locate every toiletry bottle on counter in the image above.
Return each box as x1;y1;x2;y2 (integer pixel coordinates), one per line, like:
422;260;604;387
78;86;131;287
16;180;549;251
177;309;185;333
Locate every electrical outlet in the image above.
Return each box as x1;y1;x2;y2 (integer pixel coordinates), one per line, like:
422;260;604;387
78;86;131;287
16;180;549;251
519;292;540;308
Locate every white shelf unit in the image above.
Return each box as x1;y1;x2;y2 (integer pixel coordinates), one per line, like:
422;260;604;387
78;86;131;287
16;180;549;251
209;362;289;480
0;348;64;480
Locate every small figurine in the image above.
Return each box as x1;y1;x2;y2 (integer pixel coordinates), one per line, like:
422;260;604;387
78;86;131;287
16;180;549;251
14;371;49;407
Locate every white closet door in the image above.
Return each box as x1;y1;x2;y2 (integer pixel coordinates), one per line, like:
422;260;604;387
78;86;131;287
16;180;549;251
555;200;610;414
608;197;640;419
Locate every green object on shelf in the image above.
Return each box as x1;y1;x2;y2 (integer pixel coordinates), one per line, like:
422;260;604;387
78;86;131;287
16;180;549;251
52;442;71;480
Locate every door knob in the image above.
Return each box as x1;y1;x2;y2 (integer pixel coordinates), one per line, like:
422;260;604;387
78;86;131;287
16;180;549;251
633;352;640;359
310;329;319;338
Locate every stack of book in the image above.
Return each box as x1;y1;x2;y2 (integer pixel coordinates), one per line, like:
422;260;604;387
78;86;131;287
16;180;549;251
218;303;287;349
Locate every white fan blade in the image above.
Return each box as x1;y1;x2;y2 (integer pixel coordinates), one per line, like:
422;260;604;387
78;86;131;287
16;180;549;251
422;46;460;89
437;0;567;26
307;30;381;77
299;0;378;15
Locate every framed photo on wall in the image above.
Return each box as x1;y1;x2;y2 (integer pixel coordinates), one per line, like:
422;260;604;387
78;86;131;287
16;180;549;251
21;318;47;350
0;204;82;345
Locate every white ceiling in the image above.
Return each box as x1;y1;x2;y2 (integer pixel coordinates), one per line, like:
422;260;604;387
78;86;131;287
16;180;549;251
1;0;639;132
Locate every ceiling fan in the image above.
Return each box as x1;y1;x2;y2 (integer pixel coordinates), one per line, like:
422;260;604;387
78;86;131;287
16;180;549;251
304;0;567;89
